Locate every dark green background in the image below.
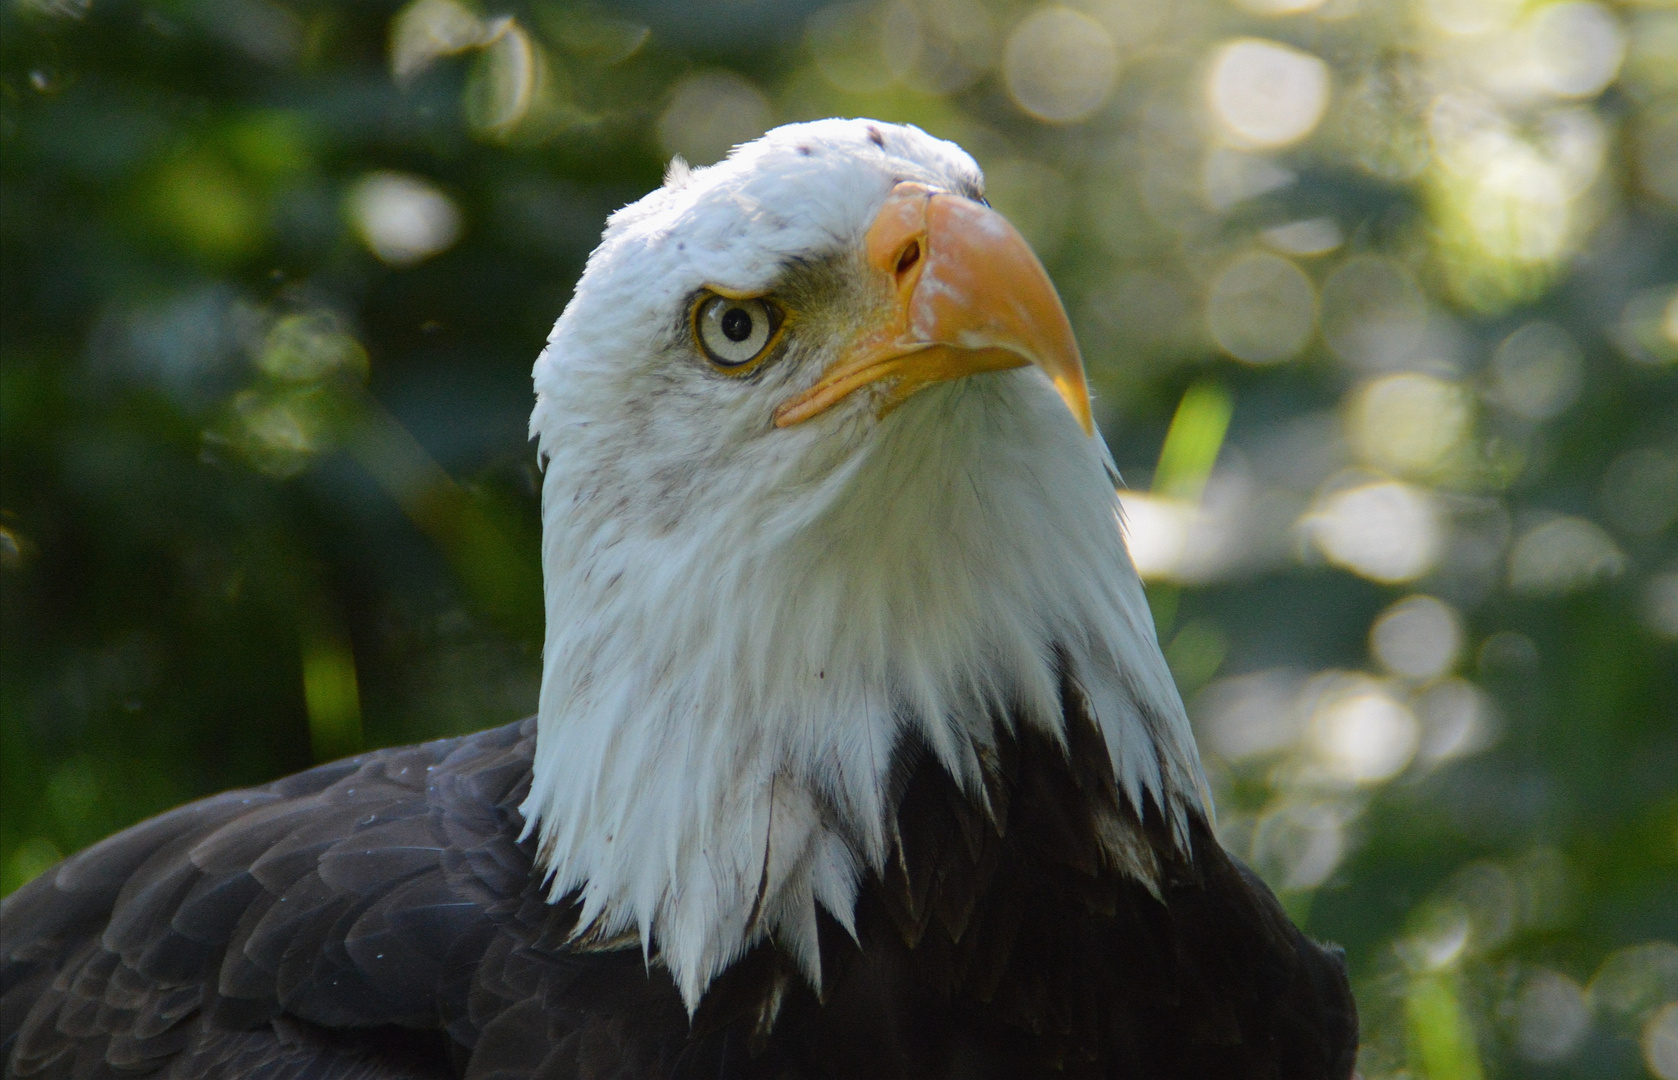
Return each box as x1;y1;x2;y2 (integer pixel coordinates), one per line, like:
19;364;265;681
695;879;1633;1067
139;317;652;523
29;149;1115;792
2;0;1675;1075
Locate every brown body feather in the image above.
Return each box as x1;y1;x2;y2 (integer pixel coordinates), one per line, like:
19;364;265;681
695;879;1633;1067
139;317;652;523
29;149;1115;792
3;695;1356;1079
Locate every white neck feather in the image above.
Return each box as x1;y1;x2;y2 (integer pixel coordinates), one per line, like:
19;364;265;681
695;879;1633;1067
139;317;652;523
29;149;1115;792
521;369;1206;1012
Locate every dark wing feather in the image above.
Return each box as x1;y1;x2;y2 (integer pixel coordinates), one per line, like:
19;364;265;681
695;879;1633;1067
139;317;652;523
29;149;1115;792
0;720;701;1080
5;689;1356;1080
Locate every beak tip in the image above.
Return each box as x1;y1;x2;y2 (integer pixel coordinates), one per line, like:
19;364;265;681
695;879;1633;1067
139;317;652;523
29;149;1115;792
1051;376;1095;437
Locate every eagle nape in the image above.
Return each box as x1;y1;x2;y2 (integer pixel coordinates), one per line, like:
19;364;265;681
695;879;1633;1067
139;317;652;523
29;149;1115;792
2;119;1358;1080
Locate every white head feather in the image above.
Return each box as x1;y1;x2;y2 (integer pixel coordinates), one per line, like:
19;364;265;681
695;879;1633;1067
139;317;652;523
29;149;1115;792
524;119;1207;1011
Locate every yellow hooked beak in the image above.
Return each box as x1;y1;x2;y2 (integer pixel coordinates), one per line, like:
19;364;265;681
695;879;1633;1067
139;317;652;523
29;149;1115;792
773;181;1093;437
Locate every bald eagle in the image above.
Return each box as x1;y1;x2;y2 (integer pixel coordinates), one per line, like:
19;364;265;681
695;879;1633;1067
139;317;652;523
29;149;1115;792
2;120;1357;1079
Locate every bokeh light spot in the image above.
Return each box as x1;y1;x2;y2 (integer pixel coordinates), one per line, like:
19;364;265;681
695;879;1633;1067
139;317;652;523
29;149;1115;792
1206;251;1316;364
1003;6;1119;124
257;312;369;383
656;71;772;168
1529;2;1625;100
1207;39;1330;149
348;172;462;266
881;0;997;95
1592;942;1678;1019
1262;217;1343;257
1447;129;1570;262
1252;801;1346;889
0;525;29;572
1415;678;1499;764
1507;516;1624;596
1350;373;1470;476
1647;1003;1678;1080
1309;674;1419;784
390;0;493;83
1514;970;1590;1062
1117;492;1194;580
1371;595;1461;681
1613;285;1678;366
1307;480;1442;583
1601;447;1678;537
1644;572;1678;641
1487;321;1582;421
1233;0;1327;15
1422;0;1523;37
463;21;542;139
1425;97;1606;309
1403;910;1472;974
1195;669;1306;762
228;388;327;478
1637;104;1678;209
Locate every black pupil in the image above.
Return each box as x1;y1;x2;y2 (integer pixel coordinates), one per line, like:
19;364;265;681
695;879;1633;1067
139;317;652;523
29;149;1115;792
720;306;754;343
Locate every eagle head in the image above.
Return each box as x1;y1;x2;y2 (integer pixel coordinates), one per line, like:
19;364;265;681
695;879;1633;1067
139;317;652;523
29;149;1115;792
524;118;1207;1010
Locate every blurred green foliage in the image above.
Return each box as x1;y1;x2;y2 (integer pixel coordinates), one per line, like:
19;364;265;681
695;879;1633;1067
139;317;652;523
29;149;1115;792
1;0;1675;1075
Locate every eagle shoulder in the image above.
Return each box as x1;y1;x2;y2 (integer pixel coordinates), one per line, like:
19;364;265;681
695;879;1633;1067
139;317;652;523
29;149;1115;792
0;721;694;1079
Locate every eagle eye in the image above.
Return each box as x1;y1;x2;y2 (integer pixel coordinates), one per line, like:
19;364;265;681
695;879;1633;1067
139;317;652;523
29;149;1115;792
693;294;782;372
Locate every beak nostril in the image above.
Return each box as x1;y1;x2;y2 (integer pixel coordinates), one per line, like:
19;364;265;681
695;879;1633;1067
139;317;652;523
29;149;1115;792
896;240;921;278
779;182;1089;433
